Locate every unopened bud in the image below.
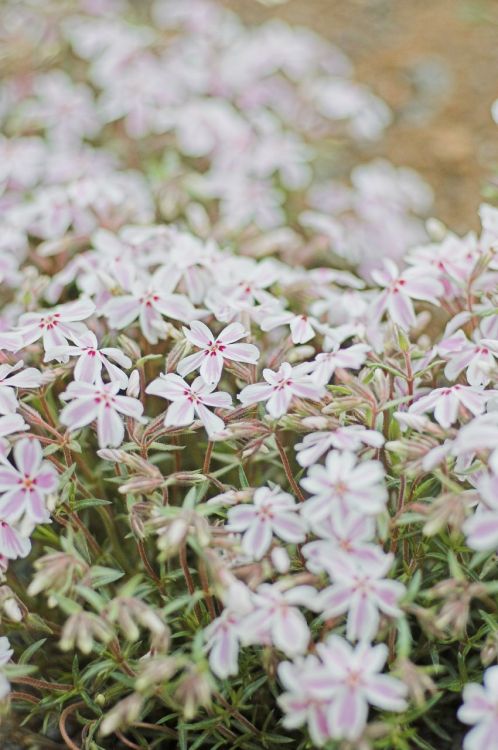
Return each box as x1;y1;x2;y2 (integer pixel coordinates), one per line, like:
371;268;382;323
100;693;143;737
118;335;141;360
126;370;140;398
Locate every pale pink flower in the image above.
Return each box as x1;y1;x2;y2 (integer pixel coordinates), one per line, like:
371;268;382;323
16;299;95;356
238;362;325;418
277;656;334;747
227;486;306;560
315;636;408;741
302;508;383;575
409;384;492;429
204;610;241;680
204;582;253;680
463;472;498;551
103;282;198;344
0;361;44;414
0;518;31;560
296;426;384;467
178;321;259;386
261;311;318;344
46;331;131;388
0;438;57;524
371;259;443;329
300;451;387;522
0;637;13;700
241;583;319;657
458;666;498;750
60;380;144;448
145;373;232;437
310;343;370;385
317;553;405;641
438;329;498;387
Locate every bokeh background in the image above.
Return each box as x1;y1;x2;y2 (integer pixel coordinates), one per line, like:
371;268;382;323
225;0;498;232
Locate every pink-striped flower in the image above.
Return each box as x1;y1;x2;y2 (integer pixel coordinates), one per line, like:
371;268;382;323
261;311;318;344
317;553;405;641
316;636;408;741
310;343;370;385
438;329;498;387
60;380;144;448
103;283;198;344
458;666;498;750
178;321;259;386
204;581;253;680
16;299;95;356
371;259;443;329
241;583;318;657
300;450;387;523
409;384;492;429
296;426;384;468
145;373;232;437
0;518;31;560
463;471;498;552
0;361;44;415
227;486;306;560
0;438;57;524
302;508;383;575
0;637;13;700
238;362;325;418
46;331;132;388
278;637;407;745
278;656;334;747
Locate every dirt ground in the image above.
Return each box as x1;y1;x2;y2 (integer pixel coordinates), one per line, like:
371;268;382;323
225;0;498;232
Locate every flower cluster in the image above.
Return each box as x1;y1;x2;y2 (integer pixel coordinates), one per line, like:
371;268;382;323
0;1;495;749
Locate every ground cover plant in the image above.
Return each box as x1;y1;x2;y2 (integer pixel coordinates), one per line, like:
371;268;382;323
1;1;498;748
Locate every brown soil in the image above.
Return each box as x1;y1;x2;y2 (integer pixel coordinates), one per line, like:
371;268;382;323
224;0;498;232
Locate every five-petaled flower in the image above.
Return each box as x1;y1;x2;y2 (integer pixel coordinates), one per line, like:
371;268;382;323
60;379;144;448
178;321;259;386
300;450;387;523
371;259;443;329
278;637;407;744
146;372;232;437
409;384;492;429
16;299;95;356
47;331;132;389
0;438;57;524
458;665;498;750
238;362;325;418
227;485;306;560
317;553;405;641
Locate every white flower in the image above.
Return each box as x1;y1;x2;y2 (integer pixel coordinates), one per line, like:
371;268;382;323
0;636;13;700
178;321;259;386
458;666;498;750
227;486;306;560
60;379;144;448
238;362;325;418
146;373;232;437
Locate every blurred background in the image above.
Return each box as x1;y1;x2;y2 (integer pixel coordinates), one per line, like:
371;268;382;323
226;0;498;232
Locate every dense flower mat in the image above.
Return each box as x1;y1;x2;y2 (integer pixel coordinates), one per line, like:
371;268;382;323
0;1;498;749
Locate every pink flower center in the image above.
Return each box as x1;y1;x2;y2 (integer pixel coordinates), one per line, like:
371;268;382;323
205;341;227;357
39;312;61;329
184;388;202;404
139;292;160;308
94;391;116;407
345;670;363;688
19;474;36;491
391;279;406;294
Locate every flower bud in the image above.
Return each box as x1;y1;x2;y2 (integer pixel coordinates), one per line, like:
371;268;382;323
100;693;143;737
118;335;141;360
126;369;140;398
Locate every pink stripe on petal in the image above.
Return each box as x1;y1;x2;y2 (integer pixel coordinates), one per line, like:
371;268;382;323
14;438;41;476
